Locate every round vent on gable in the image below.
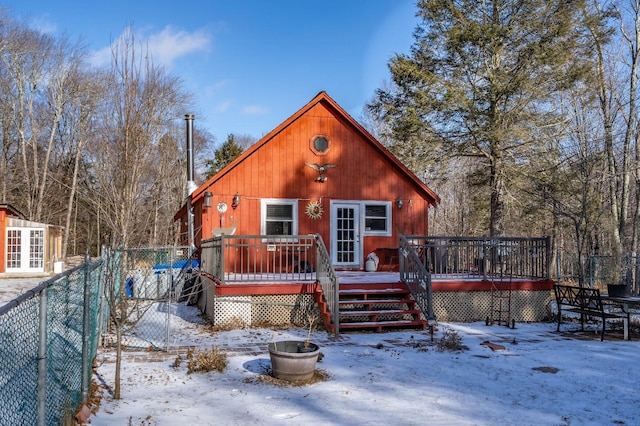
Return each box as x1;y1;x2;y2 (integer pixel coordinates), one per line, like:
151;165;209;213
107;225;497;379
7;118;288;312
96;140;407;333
310;135;330;155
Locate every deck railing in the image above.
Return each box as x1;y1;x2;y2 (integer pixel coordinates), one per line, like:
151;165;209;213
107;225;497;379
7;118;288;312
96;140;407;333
399;234;436;330
314;235;340;335
200;233;340;334
201;235;319;283
404;235;550;280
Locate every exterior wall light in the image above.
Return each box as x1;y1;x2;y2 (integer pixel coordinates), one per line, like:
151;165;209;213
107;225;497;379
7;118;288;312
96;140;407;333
396;197;404;209
204;191;213;208
232;193;241;209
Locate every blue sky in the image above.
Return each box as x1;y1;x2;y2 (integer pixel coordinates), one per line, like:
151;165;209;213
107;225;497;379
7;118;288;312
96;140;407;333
2;1;418;146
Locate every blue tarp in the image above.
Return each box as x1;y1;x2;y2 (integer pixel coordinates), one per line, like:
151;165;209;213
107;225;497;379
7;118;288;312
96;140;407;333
152;259;200;271
126;277;134;297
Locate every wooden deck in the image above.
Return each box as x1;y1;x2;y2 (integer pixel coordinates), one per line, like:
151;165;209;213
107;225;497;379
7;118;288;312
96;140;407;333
205;271;555;326
213;271;553;296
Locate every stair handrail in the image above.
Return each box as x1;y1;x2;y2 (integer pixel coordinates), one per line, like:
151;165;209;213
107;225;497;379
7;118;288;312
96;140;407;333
314;234;340;336
398;233;436;333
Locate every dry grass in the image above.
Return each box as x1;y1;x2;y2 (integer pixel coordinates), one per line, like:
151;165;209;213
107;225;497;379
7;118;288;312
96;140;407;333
211;316;249;331
245;369;330;387
173;347;228;374
437;327;464;352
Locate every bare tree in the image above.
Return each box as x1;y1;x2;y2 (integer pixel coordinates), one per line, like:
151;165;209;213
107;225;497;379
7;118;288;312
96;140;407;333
101;248;164;399
0;10;15;204
2;22;53;219
55;66;104;259
583;0;628;257
86;26;195;399
526;86;608;284
615;0;640;261
32;36;88;223
90;26;192;248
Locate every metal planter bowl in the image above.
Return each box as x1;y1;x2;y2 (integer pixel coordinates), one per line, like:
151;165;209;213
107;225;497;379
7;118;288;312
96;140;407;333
268;340;320;382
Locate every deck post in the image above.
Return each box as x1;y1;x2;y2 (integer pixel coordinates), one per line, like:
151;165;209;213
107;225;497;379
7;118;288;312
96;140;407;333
545;236;551;280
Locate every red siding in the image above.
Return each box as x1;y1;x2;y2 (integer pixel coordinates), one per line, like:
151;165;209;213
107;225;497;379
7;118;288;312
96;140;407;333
185;93;439;267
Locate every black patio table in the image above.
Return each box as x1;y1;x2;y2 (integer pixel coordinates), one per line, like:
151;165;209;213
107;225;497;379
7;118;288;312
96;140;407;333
600;295;640;340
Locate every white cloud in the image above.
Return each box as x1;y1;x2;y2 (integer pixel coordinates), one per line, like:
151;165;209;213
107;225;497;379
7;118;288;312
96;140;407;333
89;25;212;69
203;80;233;98
90;46;112;68
146;26;211;68
242;105;268;115
215;100;232;113
29;16;57;35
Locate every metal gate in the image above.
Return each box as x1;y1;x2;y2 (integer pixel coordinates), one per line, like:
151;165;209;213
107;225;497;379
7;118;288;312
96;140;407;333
102;246;198;350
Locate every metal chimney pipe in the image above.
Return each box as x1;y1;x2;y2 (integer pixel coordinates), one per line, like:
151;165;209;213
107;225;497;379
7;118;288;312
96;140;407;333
185;114;196;256
185;113;196;196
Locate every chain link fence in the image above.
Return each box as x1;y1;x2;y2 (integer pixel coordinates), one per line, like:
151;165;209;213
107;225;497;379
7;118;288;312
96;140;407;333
0;245;198;425
589;255;640;295
554;250;583;285
100;246;197;350
0;257;104;426
553;250;640;296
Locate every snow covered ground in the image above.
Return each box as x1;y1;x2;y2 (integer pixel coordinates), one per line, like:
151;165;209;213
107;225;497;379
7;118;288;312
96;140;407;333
4;276;638;425
90;303;640;426
0;276;50;307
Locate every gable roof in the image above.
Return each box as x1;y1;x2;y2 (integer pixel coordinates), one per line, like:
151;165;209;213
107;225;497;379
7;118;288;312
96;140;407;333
191;91;440;205
0;204;27;220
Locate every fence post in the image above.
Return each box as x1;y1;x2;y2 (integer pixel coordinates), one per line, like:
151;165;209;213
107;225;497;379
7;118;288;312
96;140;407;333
482;240;488;281
165;250;174;348
545;236;551;280
37;287;47;426
556;249;561;285
96;246;108;349
81;253;91;404
219;237;226;284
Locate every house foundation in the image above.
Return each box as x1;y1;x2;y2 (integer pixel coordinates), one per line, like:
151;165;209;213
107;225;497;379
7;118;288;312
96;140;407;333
204;280;553;327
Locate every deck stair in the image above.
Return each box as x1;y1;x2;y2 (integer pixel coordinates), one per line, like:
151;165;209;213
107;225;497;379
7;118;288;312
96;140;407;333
315;281;427;333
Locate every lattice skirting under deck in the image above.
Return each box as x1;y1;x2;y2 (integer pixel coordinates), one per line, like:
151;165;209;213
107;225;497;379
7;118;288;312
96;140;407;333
211;294;318;328
432;290;553;322
209;290;552;327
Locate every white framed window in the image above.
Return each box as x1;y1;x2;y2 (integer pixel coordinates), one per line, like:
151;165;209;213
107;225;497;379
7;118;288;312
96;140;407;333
6;227;45;271
6;229;21;268
364;202;392;236
30;229;45;268
260;199;298;236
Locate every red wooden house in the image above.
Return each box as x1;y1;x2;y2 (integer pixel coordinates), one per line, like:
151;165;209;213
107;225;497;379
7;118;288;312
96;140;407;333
175;92;553;332
179;91;440;266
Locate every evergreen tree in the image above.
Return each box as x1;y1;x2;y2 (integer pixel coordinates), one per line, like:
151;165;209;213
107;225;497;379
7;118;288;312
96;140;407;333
369;0;602;236
205;134;244;179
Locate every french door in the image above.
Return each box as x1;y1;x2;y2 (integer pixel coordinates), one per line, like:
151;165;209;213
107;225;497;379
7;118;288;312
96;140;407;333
6;228;45;272
330;202;362;268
